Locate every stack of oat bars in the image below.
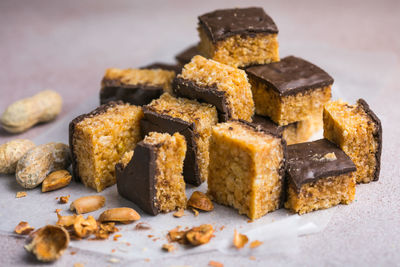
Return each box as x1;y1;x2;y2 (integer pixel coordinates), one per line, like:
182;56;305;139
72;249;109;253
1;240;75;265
69;7;382;220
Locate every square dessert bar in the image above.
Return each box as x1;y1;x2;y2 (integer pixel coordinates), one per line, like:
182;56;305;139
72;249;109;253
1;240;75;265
173;55;254;122
142;93;218;186
175;44;199;66
69;101;143;192
208;121;286;220
285;139;356;215
100;67;176;106
252;115;321;145
323;99;382;183
116;132;187;215
198;7;279;67
246;56;333;126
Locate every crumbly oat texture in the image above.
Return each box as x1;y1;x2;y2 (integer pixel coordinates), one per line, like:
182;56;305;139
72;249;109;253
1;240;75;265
198;27;279;68
283;116;322;145
147;93;218;182
71;103;143;192
323;99;382;183
285;174;355;215
178;55;254;121
144;132;187;212
103;68;175;94
250;77;331;125
207;121;285;219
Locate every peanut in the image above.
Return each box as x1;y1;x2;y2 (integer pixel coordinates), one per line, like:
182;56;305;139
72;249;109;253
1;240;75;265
187;191;214;211
42;170;72;192
0;139;35;174
233;230;248;249
25;225;69;262
16;143;71;189
1;90;62;133
98;207;140;223
70;195;106;214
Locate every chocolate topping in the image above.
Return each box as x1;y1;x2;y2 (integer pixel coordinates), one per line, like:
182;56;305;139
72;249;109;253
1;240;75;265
287;139;356;191
357;98;382;181
246;56;334;96
140;62;182;73
100;79;164;106
140;107;202;186
116;142;159;215
175;45;199;65
198;7;278;43
173;77;231;122
69;101;123;183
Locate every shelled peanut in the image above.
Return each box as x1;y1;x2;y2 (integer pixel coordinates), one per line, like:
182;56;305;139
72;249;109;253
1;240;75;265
1;90;62;133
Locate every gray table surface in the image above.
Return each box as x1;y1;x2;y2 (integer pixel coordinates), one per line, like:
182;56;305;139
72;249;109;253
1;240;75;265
1;0;400;266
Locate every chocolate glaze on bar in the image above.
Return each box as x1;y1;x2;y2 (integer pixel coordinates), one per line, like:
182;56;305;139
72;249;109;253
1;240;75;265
140;107;202;186
116;142;159;215
100;79;164;106
173;77;231;122
246;56;334;96
198;7;278;43
140;62;182;73
287;139;356;191
69;101;123;183
175;45;199;65
251;115;284;137
237;119;287;207
357;98;382;181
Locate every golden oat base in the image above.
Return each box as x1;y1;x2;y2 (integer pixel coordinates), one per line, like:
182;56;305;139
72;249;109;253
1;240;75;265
285;174;355;215
198;27;279;68
207;121;284;220
73;104;143;192
283;116;322;145
323;100;379;183
179;55;254;121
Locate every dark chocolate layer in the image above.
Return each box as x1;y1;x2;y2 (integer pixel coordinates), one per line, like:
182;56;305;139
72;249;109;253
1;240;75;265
140;62;182;73
357;98;382;181
173;77;231;122
175;45;199;65
246;56;334;96
140;107;202;186
116;142;159;215
100;79;164;106
198;7;278;43
287;139;356;191
69;101;123;183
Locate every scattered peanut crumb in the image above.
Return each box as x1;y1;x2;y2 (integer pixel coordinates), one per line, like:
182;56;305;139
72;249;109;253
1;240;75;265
135;222;151;230
144;258;150;262
249;256;256;261
111;249;116;253
113;234;122;241
173;209;185;218
250;240;263;248
73;263;84;267
219;226;225;231
108;258;120;263
247;220;254;223
209;260;224;267
162;243;175;252
59;195;70;204
187;191;214;211
16;191;27;198
192;208;199;217
233;230;248;249
55;209;62;213
14;221;34;235
323;152;337;161
70;251;77;255
147;234;154;238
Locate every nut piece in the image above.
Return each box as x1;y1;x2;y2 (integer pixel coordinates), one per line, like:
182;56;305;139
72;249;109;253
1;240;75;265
135;222;151;230
16;143;71;189
98;208;140;223
185;224;214;246
0;139;35;174
24;225;69;262
56;214;77;228
42;170;72;192
59;195;70;204
73;215;98;238
233;230;248;249
167;227;187;244
187;191;214;211
1;90;62;133
250;240;263;248
209;261;224;267
15;221;34;235
94;222;119;240
70;195;106;214
16;191;27;198
162;243;175;252
173;209;185;218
